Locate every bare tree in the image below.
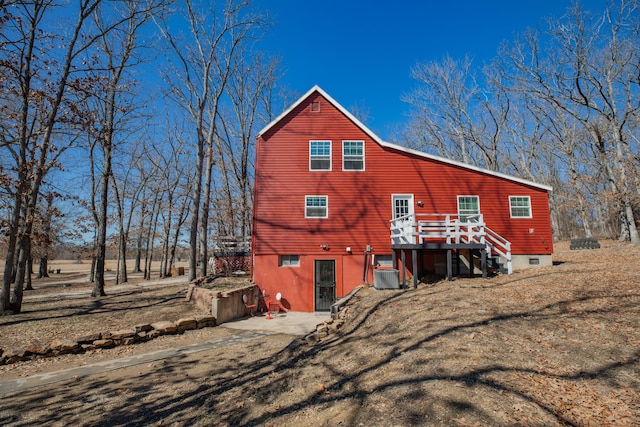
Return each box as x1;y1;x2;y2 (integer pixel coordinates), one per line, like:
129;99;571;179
144;123;193;278
0;0;103;314
501;1;640;243
156;0;269;281
403;55;507;171
217;52;280;239
84;1;164;297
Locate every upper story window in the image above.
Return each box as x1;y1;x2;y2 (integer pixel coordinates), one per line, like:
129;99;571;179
343;140;364;171
305;195;328;218
309;140;331;171
510;196;532;218
458;196;480;222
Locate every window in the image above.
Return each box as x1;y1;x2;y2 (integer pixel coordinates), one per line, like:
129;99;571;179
343;140;364;171
309;140;331;170
374;254;393;267
311;101;320;112
458;196;480;222
510;196;532;218
279;255;300;267
305;196;328;218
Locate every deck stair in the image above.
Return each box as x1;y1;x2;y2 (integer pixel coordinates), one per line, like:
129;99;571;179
390;213;512;275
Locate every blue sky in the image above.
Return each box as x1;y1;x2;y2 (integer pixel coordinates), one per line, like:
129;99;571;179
254;0;606;140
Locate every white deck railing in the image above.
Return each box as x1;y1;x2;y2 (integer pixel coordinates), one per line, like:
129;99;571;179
390;213;512;274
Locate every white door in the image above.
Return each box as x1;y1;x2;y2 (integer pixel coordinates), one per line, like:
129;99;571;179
392;194;415;244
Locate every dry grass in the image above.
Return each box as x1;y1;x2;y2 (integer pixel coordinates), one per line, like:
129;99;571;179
0;240;639;426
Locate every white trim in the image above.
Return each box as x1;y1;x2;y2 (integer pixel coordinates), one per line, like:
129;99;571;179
342;140;365;171
392;194;415;219
509;195;533;218
279;254;300;267
309;140;332;171
457;195;480;214
305;195;328;218
258;85;552;192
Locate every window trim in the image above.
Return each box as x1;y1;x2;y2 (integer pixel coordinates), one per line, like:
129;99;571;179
279;254;300;267
309;140;332;171
509;196;532;218
305;195;328;218
342;140;365;171
457;195;480;222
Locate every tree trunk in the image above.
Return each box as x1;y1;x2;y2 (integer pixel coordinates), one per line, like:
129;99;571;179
25;255;33;291
10;236;30;313
189;138;204;281
92;153;110;297
38;256;49;279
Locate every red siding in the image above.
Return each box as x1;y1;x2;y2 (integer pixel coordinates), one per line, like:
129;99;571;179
252;90;553;311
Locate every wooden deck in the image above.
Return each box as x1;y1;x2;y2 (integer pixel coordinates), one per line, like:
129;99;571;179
389;214;512;286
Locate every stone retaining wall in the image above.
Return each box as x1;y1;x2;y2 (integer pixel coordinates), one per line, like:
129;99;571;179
0;315;216;366
186;284;260;324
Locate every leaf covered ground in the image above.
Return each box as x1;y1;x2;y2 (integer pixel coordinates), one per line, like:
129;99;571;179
0;241;639;426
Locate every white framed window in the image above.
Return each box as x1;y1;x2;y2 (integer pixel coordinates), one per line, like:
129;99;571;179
510;196;532;218
279;255;300;267
309;140;331;171
458;196;480;222
342;140;364;171
305;195;328;218
374;254;393;267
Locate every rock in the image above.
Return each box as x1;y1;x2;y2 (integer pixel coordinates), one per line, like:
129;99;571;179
317;324;329;333
325;318;334;324
195;315;216;328
3;347;28;364
111;329;136;340
134;323;153;333
93;339;114;349
75;333;102;344
81;343;96;352
101;331;113;340
316;330;328;338
136;331;149;341
176;318;197;332
24;342;51;356
50;339;81;355
147;330;161;340
122;337;136;346
151;321;178;335
328;321;343;333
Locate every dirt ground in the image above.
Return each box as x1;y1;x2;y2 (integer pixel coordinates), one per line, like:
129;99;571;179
0;241;639;426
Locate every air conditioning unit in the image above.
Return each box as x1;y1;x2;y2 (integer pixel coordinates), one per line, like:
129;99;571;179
374;269;400;290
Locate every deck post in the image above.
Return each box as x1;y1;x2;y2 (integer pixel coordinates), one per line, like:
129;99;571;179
392;250;397;270
401;250;406;288
481;250;487;278
447;249;453;281
469;249;474;278
412;249;418;289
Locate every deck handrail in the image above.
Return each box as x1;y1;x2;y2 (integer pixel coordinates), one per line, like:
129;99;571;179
390;213;512;274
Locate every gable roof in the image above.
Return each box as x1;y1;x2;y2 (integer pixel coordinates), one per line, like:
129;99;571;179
258;85;552;192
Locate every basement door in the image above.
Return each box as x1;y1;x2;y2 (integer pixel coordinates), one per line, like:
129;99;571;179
314;259;336;312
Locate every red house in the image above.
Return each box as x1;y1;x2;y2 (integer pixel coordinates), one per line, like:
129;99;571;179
251;86;553;312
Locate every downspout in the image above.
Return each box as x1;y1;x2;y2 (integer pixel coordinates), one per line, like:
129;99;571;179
362;250;369;284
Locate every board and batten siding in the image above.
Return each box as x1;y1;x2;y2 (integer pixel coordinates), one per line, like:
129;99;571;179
253;92;553;258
